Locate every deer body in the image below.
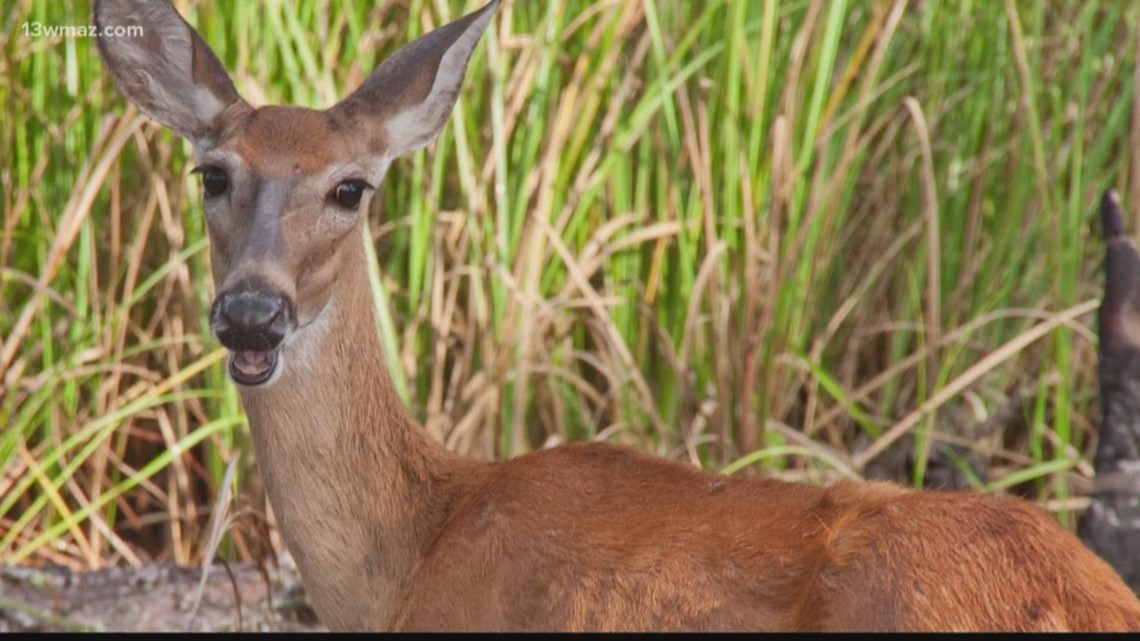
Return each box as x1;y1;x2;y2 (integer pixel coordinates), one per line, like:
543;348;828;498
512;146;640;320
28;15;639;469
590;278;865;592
94;0;1140;631
389;441;1140;631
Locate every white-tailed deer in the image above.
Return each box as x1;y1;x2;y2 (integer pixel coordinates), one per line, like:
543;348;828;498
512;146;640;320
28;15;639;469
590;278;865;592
95;0;1140;631
1082;190;1140;592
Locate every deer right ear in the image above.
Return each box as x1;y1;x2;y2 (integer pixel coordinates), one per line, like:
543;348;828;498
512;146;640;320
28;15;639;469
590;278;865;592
328;0;499;162
93;0;246;146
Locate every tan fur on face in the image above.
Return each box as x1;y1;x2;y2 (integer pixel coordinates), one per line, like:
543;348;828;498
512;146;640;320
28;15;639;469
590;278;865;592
228;107;350;177
196;106;378;325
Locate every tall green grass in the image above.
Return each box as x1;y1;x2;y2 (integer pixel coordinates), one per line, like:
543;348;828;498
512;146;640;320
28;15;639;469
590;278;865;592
2;0;1137;568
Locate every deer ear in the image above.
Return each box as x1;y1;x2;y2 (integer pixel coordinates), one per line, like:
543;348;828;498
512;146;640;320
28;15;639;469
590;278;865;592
329;0;499;161
94;0;246;145
1100;190;1140;351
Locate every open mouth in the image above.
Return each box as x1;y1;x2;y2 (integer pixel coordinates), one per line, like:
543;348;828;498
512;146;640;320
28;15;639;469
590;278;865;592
229;348;280;386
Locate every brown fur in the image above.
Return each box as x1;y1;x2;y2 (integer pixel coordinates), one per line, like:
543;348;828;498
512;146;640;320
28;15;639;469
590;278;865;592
244;236;1140;632
94;0;1140;631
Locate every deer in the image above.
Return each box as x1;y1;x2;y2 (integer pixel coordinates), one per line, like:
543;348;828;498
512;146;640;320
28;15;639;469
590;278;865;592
1081;190;1140;593
93;0;1140;631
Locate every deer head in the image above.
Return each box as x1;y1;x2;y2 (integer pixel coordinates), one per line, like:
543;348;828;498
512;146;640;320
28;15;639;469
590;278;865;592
94;0;499;387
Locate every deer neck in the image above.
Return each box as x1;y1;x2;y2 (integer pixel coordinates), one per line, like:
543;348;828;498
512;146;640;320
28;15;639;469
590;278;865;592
235;233;474;628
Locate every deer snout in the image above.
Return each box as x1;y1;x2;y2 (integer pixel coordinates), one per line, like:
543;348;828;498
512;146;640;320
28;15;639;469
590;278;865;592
210;286;297;386
211;291;293;350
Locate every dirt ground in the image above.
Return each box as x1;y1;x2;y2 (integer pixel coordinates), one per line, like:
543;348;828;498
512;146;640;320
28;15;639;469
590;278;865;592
0;552;324;632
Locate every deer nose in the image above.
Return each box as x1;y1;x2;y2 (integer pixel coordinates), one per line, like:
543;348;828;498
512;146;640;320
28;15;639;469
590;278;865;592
222;294;282;330
210;290;293;351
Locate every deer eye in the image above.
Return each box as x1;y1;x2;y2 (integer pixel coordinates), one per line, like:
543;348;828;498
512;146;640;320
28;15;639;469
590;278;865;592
191;165;229;198
331;180;372;210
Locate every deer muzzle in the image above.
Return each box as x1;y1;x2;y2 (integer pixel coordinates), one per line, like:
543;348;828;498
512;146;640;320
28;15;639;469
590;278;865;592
210;283;297;386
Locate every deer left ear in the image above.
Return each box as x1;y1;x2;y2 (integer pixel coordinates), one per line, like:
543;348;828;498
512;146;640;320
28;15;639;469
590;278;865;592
94;0;247;146
328;0;499;161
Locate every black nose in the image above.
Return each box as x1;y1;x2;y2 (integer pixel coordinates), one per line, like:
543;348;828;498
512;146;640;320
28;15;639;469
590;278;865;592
210;290;293;351
222;294;282;329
